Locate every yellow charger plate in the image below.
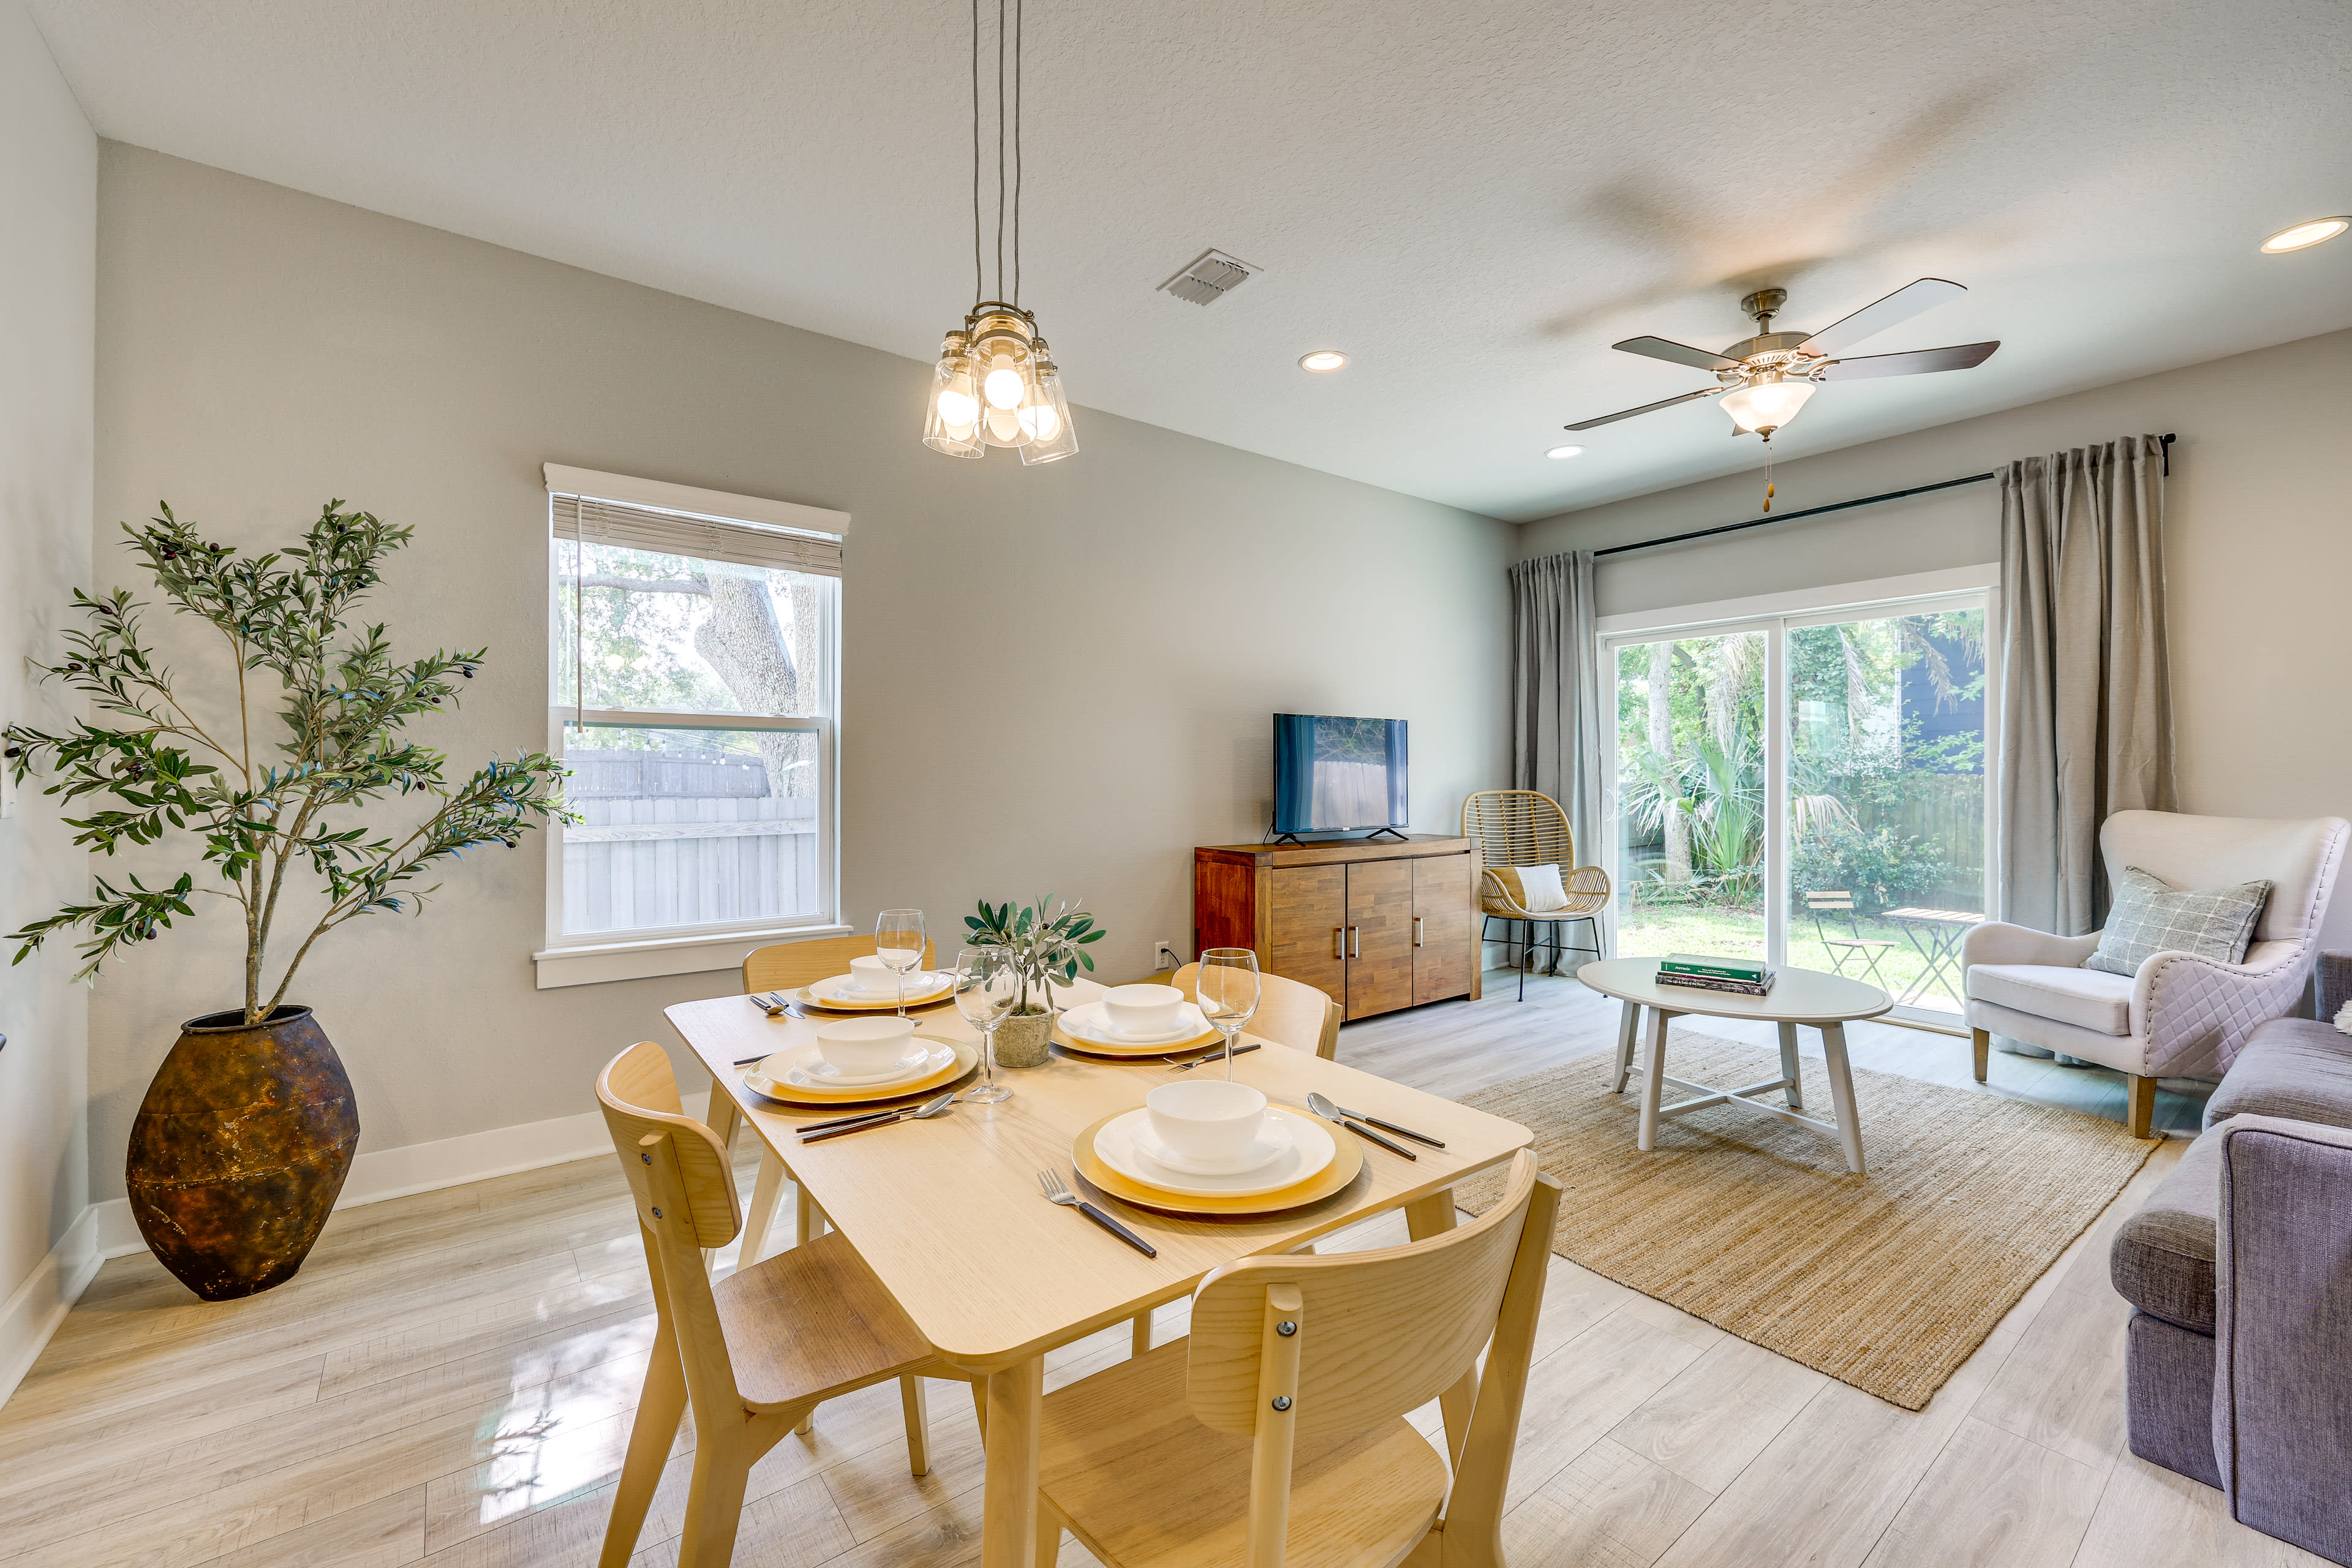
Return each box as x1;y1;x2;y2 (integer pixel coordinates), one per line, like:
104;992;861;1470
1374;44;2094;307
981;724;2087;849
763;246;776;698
742;1038;978;1109
1051;1019;1223;1057
1071;1103;1365;1217
794;976;957;1012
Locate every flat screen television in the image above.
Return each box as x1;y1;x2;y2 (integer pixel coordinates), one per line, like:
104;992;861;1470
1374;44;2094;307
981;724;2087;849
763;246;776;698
1272;714;1409;839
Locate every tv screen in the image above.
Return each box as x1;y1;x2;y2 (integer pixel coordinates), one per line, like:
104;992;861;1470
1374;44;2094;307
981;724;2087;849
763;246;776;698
1272;714;1409;834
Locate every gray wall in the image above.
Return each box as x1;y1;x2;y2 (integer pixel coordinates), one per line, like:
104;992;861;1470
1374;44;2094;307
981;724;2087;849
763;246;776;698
0;4;95;1316
86;145;1513;1197
1520;327;2352;941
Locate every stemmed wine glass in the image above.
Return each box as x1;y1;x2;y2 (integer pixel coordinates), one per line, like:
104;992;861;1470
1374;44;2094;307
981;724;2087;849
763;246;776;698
1196;948;1261;1082
875;908;925;1017
955;945;1018;1104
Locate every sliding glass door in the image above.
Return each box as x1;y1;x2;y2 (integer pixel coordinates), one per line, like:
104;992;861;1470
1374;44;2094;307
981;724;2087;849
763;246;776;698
1605;587;1994;1023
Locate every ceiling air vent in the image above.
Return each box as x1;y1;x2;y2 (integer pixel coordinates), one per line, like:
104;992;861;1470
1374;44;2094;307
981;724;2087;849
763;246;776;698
1158;249;1259;306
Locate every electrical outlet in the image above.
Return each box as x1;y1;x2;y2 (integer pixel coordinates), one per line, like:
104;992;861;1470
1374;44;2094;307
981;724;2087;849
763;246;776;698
1153;941;1179;973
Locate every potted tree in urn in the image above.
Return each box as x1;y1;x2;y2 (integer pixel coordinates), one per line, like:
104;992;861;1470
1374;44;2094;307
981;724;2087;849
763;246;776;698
962;896;1103;1066
4;502;568;1301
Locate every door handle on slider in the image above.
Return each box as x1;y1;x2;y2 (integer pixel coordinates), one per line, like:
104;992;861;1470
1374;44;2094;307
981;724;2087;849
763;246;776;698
1349;925;1360;959
1334;927;1346;961
1414;916;1424;948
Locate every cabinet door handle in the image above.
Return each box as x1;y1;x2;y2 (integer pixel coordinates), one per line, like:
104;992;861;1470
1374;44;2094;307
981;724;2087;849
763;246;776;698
1334;927;1347;961
1350;925;1361;959
1414;916;1424;948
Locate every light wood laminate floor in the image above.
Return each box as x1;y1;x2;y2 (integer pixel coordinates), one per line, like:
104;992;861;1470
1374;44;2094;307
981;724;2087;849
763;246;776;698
2;964;2305;1568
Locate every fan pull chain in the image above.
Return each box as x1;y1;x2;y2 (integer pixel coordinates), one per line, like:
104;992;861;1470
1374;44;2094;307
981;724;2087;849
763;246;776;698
1762;451;1776;514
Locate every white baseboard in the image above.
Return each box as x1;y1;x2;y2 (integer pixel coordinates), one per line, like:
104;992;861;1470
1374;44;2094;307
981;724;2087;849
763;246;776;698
9;1091;707;1406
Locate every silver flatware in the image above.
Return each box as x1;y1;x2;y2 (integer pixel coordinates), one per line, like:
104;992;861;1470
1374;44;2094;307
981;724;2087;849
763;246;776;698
1036;1169;1157;1257
1305;1092;1418;1160
1302;1090;1444;1148
797;1090;957;1143
794;1093;959;1135
1166;1042;1261;1072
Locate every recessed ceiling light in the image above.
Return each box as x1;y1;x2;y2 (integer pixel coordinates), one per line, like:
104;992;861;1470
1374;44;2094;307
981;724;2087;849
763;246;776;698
1546;444;1586;460
1298;350;1348;372
2261;217;2349;253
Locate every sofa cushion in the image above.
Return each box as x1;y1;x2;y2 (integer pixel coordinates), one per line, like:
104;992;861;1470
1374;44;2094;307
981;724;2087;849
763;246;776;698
2086;864;2270;976
2206;1017;2352;1130
2111;1126;2222;1333
1969;962;2135;1035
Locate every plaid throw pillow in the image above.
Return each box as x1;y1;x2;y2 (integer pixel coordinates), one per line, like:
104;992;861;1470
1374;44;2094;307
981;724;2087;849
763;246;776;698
2086;865;2271;976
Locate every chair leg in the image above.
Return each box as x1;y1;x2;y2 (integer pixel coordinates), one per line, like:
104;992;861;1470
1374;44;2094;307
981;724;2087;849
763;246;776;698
739;1152;787;1270
970;1378;989;1436
675;1419;756;1568
1131;1311;1152;1357
796;1182;827;1247
2125;1073;2158;1139
900;1375;931;1477
1516;921;1528;1001
1035;1496;1069;1568
598;1315;688;1568
1971;1027;1991;1084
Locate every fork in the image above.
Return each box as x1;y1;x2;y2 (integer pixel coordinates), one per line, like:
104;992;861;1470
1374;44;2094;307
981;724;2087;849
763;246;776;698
1166;1042;1261;1072
1036;1169;1158;1256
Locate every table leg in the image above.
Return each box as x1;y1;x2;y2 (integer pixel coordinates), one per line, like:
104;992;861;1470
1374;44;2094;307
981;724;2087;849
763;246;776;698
1637;1008;1672;1153
741;1150;788;1268
1776;1021;1804;1110
707;1091;740;1153
981;1357;1044;1568
1612;1000;1640;1094
1820;1022;1865;1174
1405;1190;1476;1468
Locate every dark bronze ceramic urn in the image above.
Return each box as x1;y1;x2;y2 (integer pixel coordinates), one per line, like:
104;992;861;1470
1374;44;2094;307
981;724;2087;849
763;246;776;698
126;1006;360;1301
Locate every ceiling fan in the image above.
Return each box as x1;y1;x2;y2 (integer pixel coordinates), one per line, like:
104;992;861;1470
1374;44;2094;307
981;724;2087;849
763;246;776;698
1567;279;1999;441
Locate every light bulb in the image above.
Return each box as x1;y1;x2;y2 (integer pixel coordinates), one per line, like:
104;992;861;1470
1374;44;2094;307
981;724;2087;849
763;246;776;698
1019;403;1062;441
937;388;978;428
2261;217;2349;253
984;366;1025;409
1721;378;1815;435
920;333;983;458
1546;444;1585;459
1299;350;1348;372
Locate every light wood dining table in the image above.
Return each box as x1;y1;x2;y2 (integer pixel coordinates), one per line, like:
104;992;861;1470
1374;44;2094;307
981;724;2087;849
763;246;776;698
667;983;1534;1568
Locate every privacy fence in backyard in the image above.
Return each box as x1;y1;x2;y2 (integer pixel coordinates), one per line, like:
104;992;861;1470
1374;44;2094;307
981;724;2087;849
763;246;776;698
561;748;818;933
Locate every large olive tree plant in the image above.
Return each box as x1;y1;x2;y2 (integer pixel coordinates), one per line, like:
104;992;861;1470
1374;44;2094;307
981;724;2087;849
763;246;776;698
4;502;570;1022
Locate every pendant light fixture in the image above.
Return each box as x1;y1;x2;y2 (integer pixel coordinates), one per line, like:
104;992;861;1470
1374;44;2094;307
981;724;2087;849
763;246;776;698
921;0;1077;464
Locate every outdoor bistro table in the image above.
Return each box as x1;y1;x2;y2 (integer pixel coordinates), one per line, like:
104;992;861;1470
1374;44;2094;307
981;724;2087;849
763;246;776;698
1879;906;1988;1007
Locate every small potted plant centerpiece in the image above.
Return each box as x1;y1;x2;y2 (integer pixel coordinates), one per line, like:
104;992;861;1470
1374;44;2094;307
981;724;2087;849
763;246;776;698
963;896;1103;1066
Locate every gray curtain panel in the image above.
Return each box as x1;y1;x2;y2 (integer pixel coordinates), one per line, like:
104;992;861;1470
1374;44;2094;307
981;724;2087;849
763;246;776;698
1999;434;2176;935
1508;549;1608;947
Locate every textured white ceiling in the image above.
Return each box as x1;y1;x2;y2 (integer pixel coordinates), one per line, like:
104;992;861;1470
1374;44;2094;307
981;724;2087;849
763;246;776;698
30;0;2352;521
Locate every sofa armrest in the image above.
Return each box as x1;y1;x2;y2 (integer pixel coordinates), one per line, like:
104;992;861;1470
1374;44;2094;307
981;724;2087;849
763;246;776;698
1961;921;2102;971
2136;941;2313;1075
2212;1114;2352;1561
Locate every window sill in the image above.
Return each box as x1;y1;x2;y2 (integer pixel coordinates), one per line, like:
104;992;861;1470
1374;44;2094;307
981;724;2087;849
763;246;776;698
533;923;852;989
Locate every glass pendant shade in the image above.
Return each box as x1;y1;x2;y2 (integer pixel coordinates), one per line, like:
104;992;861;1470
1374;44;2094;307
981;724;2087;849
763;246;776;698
973;333;1036;448
921;334;983;457
1721;377;1816;435
1017;354;1079;464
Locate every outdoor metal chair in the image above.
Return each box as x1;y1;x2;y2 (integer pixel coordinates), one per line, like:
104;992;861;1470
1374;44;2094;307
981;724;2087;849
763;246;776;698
1461;790;1611;1000
1804;890;1897;989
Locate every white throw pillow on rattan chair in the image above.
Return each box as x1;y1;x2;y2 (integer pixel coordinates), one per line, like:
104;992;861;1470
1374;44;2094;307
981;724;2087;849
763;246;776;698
1493;863;1569;912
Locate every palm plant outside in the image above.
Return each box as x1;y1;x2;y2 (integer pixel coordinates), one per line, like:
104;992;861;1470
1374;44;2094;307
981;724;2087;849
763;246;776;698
3;503;570;1022
963;897;1104;1014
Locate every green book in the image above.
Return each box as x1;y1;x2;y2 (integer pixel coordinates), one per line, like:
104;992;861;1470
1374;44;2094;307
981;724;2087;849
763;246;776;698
1658;952;1768;982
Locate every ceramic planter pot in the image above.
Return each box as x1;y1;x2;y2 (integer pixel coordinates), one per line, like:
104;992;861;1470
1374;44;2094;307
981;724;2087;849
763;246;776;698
992;1009;1055;1069
126;1005;360;1302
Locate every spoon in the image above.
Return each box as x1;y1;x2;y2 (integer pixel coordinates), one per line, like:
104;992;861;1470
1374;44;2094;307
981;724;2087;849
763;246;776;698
1306;1092;1417;1160
1301;1093;1444;1148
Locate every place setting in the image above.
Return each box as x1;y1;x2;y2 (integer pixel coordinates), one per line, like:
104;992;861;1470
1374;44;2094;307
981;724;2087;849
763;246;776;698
739;1012;979;1113
1052;980;1222;1059
785;908;955;1015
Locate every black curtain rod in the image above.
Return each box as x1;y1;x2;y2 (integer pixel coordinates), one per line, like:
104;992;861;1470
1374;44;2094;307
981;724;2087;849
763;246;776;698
1591;432;2176;559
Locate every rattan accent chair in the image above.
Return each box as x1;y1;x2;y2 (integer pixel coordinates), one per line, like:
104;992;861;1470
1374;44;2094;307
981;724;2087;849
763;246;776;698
1461;790;1611;999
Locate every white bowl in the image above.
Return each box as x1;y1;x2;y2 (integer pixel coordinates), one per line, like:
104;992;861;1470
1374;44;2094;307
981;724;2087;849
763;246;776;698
1102;982;1185;1036
816;1015;917;1075
1145;1079;1268;1167
848;954;907;994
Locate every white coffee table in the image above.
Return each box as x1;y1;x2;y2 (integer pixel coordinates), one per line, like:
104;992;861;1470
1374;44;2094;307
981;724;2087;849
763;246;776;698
1577;957;1893;1174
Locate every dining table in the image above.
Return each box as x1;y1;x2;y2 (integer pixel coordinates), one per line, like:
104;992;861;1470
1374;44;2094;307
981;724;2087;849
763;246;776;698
668;979;1535;1568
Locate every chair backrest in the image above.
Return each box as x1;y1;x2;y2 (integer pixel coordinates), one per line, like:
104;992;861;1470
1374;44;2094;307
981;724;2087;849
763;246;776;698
1462;790;1574;872
1170;962;1337;1058
1183;1151;1559;1568
598;1042;745;1411
1806;890;1858;935
2100;811;2351;946
743;932;937;995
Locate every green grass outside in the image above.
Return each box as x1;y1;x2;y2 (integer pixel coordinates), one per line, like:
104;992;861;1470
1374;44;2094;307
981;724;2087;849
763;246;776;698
1611;901;1965;1014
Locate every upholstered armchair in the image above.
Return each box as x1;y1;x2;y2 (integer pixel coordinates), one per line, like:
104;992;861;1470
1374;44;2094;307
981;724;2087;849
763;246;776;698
1962;810;2348;1137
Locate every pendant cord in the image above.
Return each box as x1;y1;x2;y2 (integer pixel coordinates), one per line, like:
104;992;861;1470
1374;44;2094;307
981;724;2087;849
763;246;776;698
993;0;1006;303
970;0;981;306
1012;0;1023;308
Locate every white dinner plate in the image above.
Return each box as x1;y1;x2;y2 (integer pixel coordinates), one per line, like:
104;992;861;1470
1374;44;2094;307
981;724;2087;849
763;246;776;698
1058;1000;1212;1048
808;972;951;1007
745;1039;958;1098
1092;1107;1336;1197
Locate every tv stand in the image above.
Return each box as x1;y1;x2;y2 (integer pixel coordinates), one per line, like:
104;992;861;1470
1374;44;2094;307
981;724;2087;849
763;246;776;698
1360;826;1410;843
1271;826;1411;846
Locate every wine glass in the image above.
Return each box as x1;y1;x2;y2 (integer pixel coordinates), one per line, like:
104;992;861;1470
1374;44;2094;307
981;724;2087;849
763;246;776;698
955;945;1018;1104
875;908;925;1017
1196;948;1261;1082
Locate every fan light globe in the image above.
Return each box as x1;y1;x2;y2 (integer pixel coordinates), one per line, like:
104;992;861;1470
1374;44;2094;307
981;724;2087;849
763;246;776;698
1721;379;1815;436
2261;217;2349;253
1546;444;1586;460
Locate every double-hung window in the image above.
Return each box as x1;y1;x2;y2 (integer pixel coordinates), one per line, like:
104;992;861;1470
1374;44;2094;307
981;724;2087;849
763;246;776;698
535;466;844;987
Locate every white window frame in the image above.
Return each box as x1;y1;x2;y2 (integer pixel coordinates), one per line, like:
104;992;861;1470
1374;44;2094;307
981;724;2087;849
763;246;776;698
1596;564;2002;1027
532;467;848;989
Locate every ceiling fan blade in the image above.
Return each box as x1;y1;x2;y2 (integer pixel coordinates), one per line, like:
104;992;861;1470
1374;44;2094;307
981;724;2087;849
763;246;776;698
1564;388;1721;431
1814;341;2000;380
1796;278;1967;357
1611;336;1741;372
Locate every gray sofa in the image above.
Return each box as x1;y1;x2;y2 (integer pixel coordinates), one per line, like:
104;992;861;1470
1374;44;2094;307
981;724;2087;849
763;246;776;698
2112;952;2352;1563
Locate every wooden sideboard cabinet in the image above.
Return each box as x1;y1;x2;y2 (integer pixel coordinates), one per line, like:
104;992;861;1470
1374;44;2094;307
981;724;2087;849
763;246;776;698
1193;835;1481;1022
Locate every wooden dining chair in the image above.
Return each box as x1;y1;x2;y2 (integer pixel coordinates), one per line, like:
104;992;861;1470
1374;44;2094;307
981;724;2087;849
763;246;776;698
596;1041;981;1568
723;933;939;1264
1038;1150;1561;1568
1168;962;1339;1059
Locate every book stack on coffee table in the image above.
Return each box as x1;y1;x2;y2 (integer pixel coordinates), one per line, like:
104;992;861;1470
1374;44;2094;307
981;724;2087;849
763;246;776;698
1654;953;1774;997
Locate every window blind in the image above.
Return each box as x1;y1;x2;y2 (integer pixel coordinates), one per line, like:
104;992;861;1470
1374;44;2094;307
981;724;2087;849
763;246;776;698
550;492;843;578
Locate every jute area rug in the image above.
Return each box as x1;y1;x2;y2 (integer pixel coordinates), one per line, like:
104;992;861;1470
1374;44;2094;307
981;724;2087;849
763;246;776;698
1450;1033;2158;1409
